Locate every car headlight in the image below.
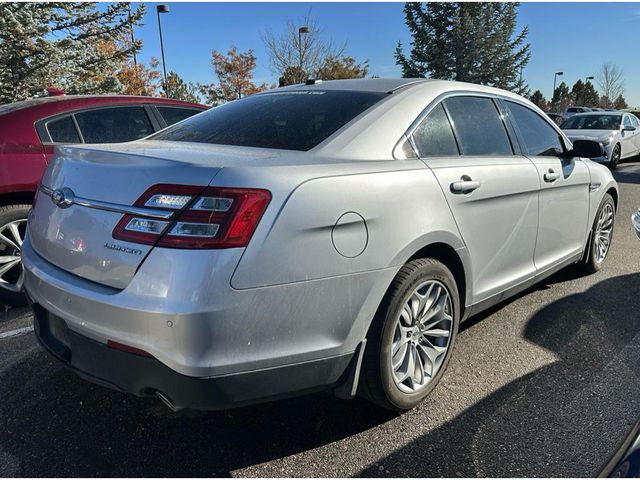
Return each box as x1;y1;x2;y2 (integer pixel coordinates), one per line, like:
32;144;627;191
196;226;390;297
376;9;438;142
601;137;613;146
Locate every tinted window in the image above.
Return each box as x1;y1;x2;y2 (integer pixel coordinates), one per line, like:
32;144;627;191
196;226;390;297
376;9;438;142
623;115;632;127
157;106;202;126
505;101;563;157
151;91;387;151
411;104;459;156
75;106;154;143
47;116;81;143
443;97;513;155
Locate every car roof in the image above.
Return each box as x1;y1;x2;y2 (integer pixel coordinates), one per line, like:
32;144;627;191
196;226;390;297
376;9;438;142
570;111;622;117
0;94;206;116
271;78;431;94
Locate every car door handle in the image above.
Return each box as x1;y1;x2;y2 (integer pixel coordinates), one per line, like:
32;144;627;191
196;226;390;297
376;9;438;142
544;169;560;183
450;176;480;194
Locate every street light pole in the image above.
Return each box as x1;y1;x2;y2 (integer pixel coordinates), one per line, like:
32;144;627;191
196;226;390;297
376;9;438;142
553;71;563;99
298;26;309;80
156;4;170;93
127;3;137;66
585;75;594;84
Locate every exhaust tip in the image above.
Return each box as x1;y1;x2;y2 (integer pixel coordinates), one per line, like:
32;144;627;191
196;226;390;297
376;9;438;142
155;391;182;412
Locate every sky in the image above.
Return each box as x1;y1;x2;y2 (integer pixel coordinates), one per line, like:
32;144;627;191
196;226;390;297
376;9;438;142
128;2;640;106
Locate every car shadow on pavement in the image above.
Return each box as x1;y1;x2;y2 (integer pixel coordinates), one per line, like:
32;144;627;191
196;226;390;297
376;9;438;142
0;344;397;476
358;271;640;477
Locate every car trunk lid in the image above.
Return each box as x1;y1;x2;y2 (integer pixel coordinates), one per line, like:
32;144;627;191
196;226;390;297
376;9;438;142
28;144;226;289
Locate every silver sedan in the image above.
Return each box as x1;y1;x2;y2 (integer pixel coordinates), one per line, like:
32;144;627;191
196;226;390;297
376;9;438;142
22;79;618;411
561;111;640;168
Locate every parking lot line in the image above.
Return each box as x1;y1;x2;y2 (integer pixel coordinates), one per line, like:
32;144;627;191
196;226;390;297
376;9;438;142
0;326;34;339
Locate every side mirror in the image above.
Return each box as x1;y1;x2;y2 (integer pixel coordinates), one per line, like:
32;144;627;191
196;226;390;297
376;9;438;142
569;139;604;158
624;125;636;132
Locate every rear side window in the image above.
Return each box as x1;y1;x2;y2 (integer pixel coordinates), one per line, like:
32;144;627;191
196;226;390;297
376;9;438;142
505;101;563;157
47;116;81;143
157;106;202;126
443;97;513;156
411;104;459;156
150;90;387;151
75;106;154;143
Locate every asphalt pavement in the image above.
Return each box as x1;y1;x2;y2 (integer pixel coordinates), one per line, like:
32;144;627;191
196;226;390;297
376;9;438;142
2;163;640;477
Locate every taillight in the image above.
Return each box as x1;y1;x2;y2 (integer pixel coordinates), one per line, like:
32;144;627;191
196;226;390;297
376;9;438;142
112;184;271;249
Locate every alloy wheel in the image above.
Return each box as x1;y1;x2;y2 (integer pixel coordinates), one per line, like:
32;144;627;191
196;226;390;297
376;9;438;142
0;219;27;293
594;203;614;264
390;280;453;394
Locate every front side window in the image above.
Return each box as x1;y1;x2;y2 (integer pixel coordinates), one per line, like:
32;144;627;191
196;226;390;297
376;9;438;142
623;116;632;128
411;103;459;156
443;96;513;156
46;116;81;143
150;90;387;151
505;101;563;157
75;106;154;143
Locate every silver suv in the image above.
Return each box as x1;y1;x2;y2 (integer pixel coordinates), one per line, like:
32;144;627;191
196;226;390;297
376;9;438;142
23;79;618;411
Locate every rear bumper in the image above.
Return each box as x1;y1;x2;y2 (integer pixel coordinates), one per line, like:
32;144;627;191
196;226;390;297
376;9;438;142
31;302;354;410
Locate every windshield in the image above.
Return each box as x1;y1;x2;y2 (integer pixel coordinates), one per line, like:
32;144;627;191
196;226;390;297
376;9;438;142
150;90;388;151
561;114;621;130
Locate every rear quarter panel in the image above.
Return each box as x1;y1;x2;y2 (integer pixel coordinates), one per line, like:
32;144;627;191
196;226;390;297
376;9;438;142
227;159;466;289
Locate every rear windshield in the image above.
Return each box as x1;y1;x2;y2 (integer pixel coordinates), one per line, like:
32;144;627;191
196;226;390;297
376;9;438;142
149;90;387;151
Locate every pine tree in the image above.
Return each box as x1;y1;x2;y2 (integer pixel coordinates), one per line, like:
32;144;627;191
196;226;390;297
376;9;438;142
582;81;600;107
529;90;548;110
395;2;531;94
165;71;201;103
552;81;571;111
0;3;145;104
614;94;628;110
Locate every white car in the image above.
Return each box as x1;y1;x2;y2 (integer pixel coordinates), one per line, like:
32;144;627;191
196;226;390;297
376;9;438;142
563;106;592;118
561;112;640;168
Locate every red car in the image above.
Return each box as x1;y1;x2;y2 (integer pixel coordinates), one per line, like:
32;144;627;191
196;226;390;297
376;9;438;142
0;95;207;305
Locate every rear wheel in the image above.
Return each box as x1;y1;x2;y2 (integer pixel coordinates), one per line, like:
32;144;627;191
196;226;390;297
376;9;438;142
581;194;615;274
359;258;460;411
0;204;29;306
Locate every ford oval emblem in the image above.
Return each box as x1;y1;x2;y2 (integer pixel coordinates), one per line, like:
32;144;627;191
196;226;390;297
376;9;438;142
51;187;75;209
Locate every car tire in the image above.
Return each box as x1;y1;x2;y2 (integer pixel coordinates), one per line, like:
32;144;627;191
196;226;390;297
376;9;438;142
359;258;460;411
581;193;615;274
0;204;29;306
609;144;621;169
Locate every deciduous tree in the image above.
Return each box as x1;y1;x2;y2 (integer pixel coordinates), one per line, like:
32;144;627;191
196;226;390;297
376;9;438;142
597;63;625;108
395;2;531;94
316;56;369;81
200;47;268;105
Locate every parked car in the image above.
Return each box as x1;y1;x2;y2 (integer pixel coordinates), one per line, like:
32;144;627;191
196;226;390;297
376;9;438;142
564;106;592;117
0;95;207;305
546;112;565;126
560;111;640;169
22;79;617;412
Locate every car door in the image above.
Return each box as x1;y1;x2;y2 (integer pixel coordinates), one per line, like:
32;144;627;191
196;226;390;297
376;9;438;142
410;95;540;304
630;115;640;153
621;115;638;158
502;99;590;273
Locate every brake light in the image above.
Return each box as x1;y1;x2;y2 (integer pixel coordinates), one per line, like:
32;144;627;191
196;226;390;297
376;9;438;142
112;184;271;249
